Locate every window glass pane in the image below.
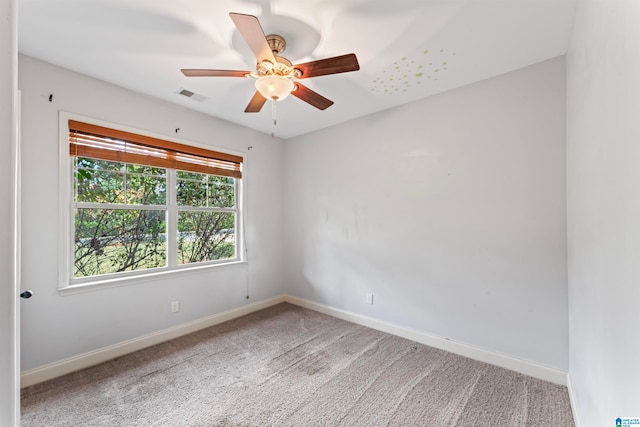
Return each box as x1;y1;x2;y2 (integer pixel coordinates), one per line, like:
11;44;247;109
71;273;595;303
77;157;124;172
125;172;167;205
75;168;125;204
126;164;166;176
176;171;202;181
177;211;235;264
176;171;235;208
74;208;167;278
210;176;236;208
177;176;207;207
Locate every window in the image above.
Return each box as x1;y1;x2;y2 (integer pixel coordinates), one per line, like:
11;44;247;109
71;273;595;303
73;158;168;277
61;116;244;288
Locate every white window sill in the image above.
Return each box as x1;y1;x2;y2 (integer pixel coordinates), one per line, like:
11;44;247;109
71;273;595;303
58;260;248;296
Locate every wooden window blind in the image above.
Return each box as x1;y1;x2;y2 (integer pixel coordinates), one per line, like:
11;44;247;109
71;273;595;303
68;120;242;178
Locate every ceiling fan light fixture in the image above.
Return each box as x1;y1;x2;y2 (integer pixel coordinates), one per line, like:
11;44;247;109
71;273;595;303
255;75;294;101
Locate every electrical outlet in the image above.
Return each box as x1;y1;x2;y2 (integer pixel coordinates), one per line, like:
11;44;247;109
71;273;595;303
171;301;180;313
366;293;373;305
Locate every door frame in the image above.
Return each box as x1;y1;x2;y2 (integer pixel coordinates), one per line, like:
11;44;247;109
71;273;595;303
1;0;20;425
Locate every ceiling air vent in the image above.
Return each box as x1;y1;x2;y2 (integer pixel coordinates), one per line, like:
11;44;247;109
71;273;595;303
176;88;207;102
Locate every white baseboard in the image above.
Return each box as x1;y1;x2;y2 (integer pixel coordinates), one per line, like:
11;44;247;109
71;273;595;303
21;296;285;388
284;295;568;386
22;294;569;389
566;374;582;426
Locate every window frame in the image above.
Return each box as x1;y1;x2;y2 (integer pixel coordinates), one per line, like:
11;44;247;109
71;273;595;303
58;112;246;293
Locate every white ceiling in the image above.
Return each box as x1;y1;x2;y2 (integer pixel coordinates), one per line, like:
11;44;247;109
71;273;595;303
18;0;577;139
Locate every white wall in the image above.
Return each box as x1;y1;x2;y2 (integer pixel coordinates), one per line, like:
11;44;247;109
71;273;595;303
0;0;19;424
18;55;285;371
285;57;568;370
567;0;640;425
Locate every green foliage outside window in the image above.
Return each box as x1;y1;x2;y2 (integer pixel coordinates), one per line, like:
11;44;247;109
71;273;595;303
177;211;235;264
176;171;235;208
176;171;236;264
73;157;237;279
74;208;167;277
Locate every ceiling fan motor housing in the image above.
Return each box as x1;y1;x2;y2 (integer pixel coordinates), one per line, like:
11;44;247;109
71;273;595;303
266;34;286;55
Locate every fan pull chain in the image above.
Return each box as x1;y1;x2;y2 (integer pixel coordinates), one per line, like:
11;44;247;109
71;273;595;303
271;100;277;138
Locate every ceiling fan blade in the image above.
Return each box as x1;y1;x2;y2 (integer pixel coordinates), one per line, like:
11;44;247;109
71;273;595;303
294;53;360;79
245;91;267;113
181;69;250;77
291;83;334;110
229;13;276;65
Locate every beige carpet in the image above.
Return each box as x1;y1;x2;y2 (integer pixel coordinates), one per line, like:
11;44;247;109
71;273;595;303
21;303;574;426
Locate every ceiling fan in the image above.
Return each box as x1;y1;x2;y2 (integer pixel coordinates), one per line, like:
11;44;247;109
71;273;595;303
181;13;360;113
